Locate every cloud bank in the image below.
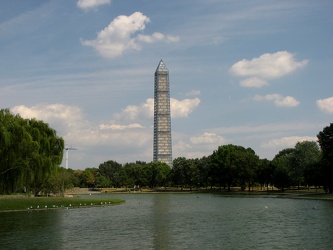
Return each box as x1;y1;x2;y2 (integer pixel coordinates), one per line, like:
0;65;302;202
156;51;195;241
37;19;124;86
230;51;308;79
11;96;200;146
82;12;179;59
230;51;308;88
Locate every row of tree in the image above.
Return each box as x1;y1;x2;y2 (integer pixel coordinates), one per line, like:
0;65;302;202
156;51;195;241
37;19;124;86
1;108;332;194
73;123;333;193
74;141;323;192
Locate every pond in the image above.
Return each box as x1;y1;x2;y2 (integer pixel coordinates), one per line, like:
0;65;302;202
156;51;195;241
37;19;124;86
1;193;333;249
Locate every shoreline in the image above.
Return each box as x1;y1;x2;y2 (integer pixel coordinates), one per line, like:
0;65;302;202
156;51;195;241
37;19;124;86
65;187;333;201
2;187;333;200
1;189;332;213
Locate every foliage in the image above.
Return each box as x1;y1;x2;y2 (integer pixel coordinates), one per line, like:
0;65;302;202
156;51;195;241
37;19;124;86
0;109;64;195
272;157;290;192
146;162;170;188
211;145;259;191
256;159;275;190
47;167;75;196
291;141;321;188
317;123;333;193
81;168;98;188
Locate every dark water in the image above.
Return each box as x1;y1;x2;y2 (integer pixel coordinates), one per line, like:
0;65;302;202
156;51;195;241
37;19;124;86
1;193;333;249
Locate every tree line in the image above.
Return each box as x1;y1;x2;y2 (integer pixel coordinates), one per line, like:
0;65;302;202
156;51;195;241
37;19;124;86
71;123;333;194
1;108;332;194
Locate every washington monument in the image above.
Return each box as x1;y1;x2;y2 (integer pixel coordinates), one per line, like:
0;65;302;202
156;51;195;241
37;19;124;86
153;60;173;167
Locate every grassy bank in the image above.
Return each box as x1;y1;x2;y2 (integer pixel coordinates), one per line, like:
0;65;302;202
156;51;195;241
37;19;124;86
0;196;124;212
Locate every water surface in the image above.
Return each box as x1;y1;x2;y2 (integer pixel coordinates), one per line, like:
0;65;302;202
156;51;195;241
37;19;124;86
1;193;332;249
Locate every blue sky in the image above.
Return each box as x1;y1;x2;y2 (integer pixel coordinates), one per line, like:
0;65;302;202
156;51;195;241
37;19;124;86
1;0;332;169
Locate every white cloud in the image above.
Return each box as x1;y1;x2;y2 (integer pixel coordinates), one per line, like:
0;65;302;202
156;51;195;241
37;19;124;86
261;136;317;148
190;132;226;145
240;77;268;88
11;104;85;135
113;98;154;121
114;97;200;121
230;51;308;79
316;97;333;114
81;12;179;59
82;12;148;58
171;98;201;118
253;94;299;107
77;0;111;10
137;32;180;43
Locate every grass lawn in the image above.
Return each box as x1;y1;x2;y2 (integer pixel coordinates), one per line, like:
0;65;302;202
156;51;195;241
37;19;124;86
0;196;124;212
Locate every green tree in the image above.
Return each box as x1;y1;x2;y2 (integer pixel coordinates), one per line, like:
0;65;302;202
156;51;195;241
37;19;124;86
171;157;184;187
317;123;333;193
147;162;170;188
195;156;213;189
256;159;275;190
291;141;321;189
0;109;64;194
211;145;236;191
81;168;97;188
272;161;289;192
124;161;149;187
188;159;201;190
272;149;293;191
98;160;123;187
95;175;112;188
47;167;74;196
211;144;257;191
232;147;259;191
171;157;191;189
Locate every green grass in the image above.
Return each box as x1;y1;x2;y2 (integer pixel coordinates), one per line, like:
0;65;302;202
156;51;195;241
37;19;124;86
0;196;124;212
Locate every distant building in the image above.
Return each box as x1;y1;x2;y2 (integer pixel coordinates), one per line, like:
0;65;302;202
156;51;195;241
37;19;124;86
153;60;173;167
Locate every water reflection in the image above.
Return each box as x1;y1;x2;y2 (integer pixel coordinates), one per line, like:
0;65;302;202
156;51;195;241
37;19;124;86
152;194;171;250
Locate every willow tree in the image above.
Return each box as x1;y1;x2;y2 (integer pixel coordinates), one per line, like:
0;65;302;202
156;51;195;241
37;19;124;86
0;109;64;194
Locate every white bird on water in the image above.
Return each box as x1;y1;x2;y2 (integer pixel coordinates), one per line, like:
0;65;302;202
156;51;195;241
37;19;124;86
265;206;268;209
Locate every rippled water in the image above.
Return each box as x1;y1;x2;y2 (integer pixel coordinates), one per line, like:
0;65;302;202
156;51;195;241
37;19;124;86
1;193;333;249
